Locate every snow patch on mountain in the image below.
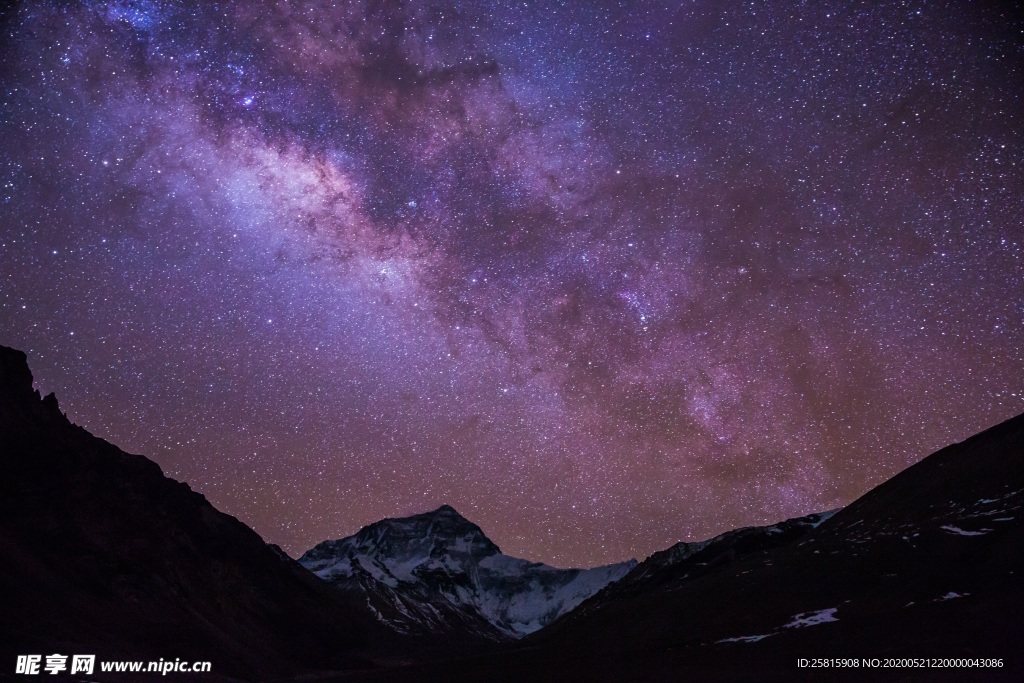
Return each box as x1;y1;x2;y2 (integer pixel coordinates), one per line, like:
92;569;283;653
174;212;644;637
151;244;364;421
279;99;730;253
784;608;839;628
940;525;990;536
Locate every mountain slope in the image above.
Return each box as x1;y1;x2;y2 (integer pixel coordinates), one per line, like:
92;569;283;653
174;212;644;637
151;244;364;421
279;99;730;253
0;345;394;681
522;411;1024;680
300;506;636;641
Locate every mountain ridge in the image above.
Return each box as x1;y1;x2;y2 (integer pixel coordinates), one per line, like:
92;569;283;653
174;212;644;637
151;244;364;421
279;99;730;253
3;342;1022;681
0;345;395;680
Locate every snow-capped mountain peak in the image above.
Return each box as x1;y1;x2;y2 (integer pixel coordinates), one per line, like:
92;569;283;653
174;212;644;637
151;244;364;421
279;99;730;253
301;505;500;582
300;506;637;639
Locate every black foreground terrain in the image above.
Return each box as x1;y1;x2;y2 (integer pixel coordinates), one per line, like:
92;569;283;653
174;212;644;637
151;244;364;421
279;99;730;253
2;343;1021;681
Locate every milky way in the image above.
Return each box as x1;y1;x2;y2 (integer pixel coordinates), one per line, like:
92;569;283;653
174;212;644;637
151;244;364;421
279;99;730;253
1;1;1022;566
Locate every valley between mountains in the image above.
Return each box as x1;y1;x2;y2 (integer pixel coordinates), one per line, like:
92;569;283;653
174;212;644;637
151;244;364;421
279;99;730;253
2;344;1021;681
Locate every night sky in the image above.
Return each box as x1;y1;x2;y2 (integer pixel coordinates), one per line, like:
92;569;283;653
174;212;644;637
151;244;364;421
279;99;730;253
1;1;1022;567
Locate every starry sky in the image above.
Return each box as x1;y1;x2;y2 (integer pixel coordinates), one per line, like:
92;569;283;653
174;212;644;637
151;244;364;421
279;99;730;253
1;0;1022;567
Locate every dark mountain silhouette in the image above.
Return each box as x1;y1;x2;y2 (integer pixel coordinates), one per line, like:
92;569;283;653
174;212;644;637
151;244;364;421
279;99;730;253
0;345;394;681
